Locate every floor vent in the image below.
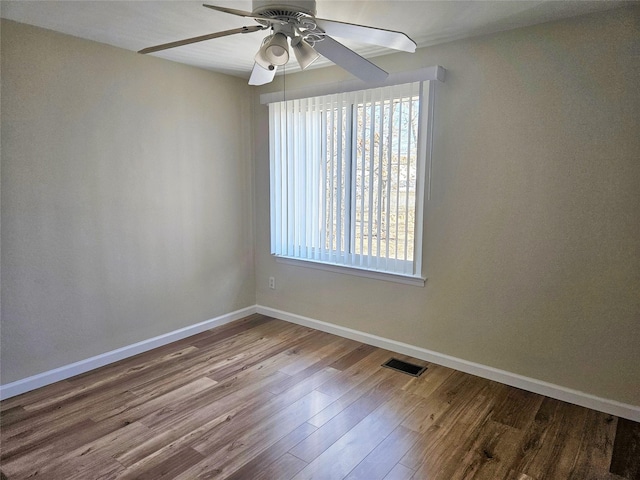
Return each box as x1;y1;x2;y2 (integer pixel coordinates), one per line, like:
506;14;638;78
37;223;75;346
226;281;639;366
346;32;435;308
382;358;427;377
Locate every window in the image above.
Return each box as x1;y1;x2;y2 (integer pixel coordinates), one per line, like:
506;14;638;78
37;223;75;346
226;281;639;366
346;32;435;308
268;77;435;283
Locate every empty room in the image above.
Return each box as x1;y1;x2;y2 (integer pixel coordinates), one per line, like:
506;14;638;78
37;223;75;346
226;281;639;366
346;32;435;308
1;1;639;479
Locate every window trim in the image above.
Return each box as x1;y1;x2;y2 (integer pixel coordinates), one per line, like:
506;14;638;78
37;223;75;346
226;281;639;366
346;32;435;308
260;66;446;104
275;256;427;287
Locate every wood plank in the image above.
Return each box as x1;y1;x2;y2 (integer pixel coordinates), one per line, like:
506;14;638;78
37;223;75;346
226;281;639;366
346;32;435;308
2;341;216;443
113;340;337;468
0;406;28;428
449;420;524;480
400;393;451;434
508;397;590;479
402;363;455;399
289;376;401;463
90;376;217;424
63;344;200;393
189;379;336;458
116;372;288;468
186;314;274;348
142;362;332;469
0;389;138;451
307;358;404;429
127;319;311;396
1;417;122;466
0;379;74;412
268;337;364;395
491;384;545;430
125;338;280;397
130;330;332;433
248;453;308;480
506;472;536;480
400;380;496;476
117;447;205;480
276;334;358;377
314;347;399;401
398;370;489;468
291;391;424;480
203;327;329;382
224;423;317;480
136;369;287;431
609;417;640;479
328;343;377;371
3;421;153;479
383;463;415;480
81;318;303;405
564;409;617;480
344;425;420;480
174;390;335;479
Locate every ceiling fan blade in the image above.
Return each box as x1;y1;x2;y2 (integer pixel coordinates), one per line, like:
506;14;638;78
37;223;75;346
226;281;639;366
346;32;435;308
249;63;277;86
315;18;416;53
138;25;265;54
202;4;279;23
312;36;388;83
202;4;255;18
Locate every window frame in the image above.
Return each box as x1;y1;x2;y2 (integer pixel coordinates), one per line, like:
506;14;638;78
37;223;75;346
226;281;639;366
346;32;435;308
263;67;445;285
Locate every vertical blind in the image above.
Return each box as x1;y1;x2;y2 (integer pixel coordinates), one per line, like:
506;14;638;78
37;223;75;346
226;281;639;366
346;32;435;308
269;81;430;278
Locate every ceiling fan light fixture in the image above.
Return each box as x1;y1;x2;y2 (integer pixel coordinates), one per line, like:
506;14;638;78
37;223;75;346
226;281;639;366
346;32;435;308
260;32;290;66
255;35;274;69
254;50;276;70
291;36;319;69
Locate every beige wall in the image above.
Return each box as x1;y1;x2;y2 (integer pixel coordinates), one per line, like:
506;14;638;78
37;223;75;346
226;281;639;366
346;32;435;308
1;20;255;383
254;7;640;405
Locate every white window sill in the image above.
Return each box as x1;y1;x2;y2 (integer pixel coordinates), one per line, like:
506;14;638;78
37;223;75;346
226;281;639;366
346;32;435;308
274;256;426;287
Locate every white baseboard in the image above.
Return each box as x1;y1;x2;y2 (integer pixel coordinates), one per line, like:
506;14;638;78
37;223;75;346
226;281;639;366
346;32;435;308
3;304;638;422
257;305;640;422
0;306;258;400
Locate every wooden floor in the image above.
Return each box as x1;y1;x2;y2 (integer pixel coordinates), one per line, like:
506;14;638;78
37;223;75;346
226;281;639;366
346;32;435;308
1;314;639;480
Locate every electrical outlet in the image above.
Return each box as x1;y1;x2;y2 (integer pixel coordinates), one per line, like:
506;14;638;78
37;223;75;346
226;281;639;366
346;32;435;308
269;276;276;290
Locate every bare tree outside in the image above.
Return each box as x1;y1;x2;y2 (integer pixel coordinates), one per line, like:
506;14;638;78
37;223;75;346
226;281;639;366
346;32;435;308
322;92;420;262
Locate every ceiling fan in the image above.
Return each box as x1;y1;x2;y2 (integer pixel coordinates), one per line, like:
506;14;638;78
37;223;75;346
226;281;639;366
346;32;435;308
139;0;416;85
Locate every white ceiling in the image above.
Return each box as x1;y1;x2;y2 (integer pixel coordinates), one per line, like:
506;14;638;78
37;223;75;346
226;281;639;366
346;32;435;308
0;1;627;79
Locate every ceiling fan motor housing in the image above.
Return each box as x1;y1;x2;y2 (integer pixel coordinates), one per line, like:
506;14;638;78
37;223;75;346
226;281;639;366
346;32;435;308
252;0;317;19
